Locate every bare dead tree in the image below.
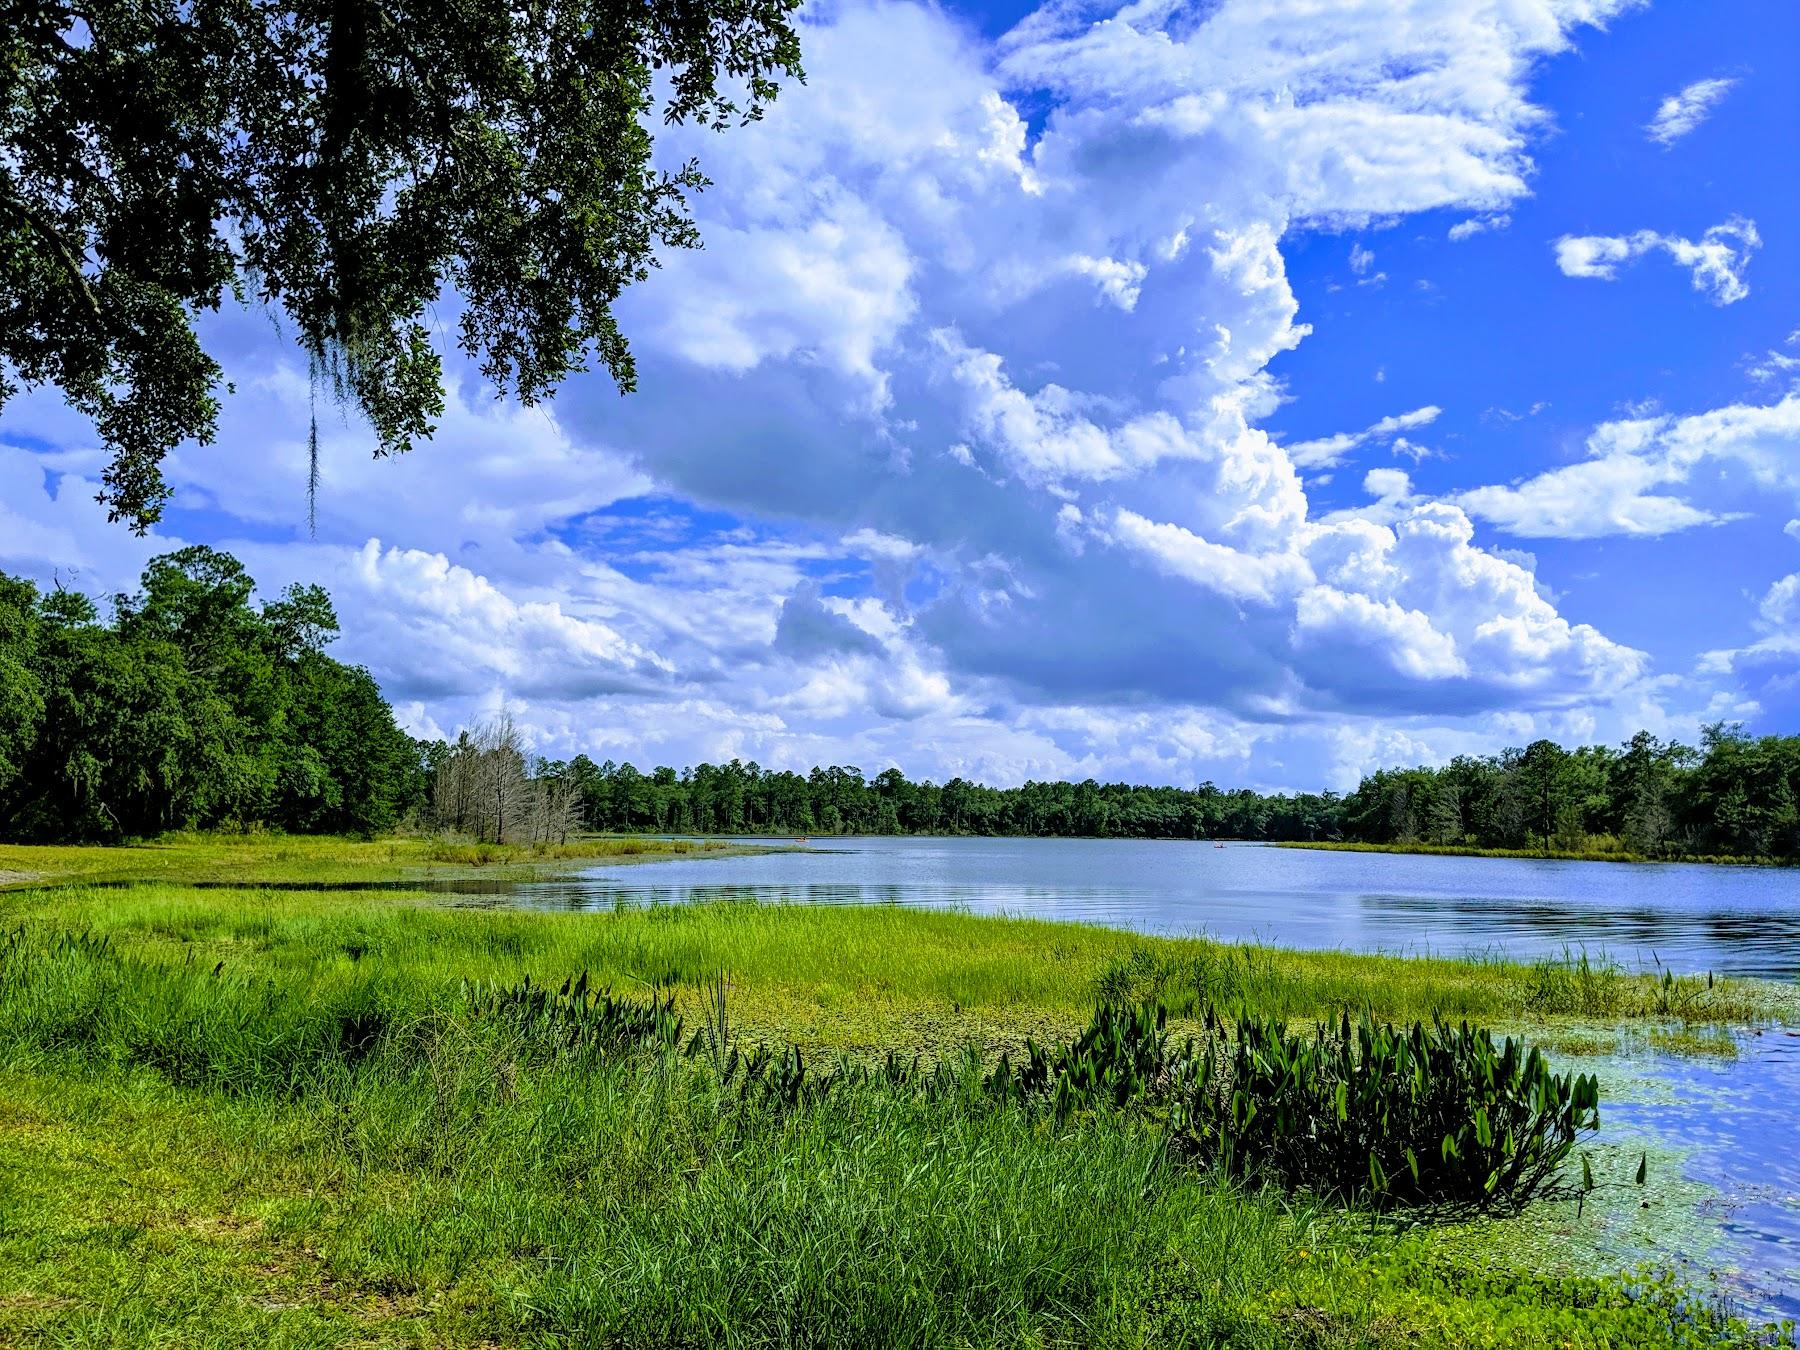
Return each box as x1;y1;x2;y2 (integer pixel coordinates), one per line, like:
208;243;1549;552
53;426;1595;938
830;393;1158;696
430;715;535;843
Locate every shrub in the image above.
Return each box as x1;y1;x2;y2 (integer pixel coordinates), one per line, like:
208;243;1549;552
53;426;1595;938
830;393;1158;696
1170;1010;1600;1211
978;1002;1599;1211
464;969;683;1060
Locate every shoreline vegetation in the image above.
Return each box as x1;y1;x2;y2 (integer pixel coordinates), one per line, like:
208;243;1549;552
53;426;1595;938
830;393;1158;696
1273;839;1789;867
1;834;1796;1347
0;831;775;892
441;725;1799;868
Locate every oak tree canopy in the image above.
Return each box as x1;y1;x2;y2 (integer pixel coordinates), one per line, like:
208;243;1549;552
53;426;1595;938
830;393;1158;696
0;0;804;529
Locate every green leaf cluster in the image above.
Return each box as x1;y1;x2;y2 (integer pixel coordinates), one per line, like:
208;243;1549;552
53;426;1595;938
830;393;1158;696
1;0;803;528
0;545;423;840
1169;1009;1600;1211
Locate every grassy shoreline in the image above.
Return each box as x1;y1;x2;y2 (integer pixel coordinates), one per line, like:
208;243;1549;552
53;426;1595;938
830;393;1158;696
0;834;1792;1348
1274;839;1785;867
0;830;780;891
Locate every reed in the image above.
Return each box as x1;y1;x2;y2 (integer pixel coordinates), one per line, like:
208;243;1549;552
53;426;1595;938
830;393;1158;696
4;884;1790;1048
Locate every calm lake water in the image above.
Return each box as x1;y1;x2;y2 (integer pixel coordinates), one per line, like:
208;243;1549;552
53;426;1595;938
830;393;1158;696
1599;1029;1800;1326
511;836;1800;980
499;835;1799;1326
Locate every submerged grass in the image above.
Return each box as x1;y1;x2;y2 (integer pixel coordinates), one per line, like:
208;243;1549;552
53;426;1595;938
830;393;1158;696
0;836;1792;1347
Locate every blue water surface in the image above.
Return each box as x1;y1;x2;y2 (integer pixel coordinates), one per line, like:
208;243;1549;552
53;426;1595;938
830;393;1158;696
499;836;1800;1328
516;836;1800;978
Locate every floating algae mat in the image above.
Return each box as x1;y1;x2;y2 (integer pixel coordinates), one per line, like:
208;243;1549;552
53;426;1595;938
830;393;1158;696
1585;1028;1800;1326
1336;1025;1797;1335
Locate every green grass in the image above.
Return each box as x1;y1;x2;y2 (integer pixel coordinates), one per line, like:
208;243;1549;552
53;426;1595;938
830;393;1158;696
0;881;1789;1058
0;836;1791;1347
0;830;759;890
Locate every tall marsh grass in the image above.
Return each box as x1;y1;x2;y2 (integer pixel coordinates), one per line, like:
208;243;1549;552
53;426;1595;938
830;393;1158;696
0;926;1319;1345
0;830;729;890
5;885;1788;1045
0;890;1786;1347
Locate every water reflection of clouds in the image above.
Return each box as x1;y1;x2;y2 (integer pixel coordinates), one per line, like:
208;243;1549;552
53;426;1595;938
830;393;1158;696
498;838;1800;980
1357;893;1800;978
1605;1033;1800;1326
541;880;1150;917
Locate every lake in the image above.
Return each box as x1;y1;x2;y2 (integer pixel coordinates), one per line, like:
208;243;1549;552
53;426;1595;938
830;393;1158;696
510;836;1800;980
503;834;1799;1327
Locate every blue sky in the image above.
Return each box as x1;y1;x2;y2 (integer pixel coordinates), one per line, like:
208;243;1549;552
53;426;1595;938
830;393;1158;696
4;0;1799;790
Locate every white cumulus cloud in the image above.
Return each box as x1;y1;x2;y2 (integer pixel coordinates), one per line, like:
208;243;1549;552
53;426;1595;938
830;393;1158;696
2;0;1694;789
1455;395;1800;538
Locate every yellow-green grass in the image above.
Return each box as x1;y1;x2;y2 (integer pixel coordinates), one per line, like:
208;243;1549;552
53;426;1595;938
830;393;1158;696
0;943;1775;1350
0;830;764;891
4;881;1795;1055
0;1066;446;1348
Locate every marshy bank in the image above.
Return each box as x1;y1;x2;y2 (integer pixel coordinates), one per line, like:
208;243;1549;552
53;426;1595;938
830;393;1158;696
1276;840;1789;868
0;837;1795;1347
0;830;776;890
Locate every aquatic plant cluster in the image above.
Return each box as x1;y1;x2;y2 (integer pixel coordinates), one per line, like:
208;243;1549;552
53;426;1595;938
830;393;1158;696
1173;1009;1600;1209
458;964;1600;1214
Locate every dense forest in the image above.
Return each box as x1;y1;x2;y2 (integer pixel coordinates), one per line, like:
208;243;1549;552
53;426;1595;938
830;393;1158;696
0;550;423;840
486;730;1800;861
4;549;1797;860
508;756;1344;843
1331;728;1800;860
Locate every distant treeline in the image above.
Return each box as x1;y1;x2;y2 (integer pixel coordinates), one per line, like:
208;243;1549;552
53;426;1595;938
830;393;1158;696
466;726;1800;861
5;550;1797;860
1334;729;1800;861
0;549;423;841
479;757;1343;842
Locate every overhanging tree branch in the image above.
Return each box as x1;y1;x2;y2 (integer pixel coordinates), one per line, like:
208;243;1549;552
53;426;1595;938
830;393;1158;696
1;184;102;319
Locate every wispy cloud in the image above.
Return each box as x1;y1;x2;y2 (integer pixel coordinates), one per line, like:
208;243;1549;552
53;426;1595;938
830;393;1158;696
1646;77;1737;147
1553;218;1760;305
1448;213;1510;241
1285;406;1442;471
